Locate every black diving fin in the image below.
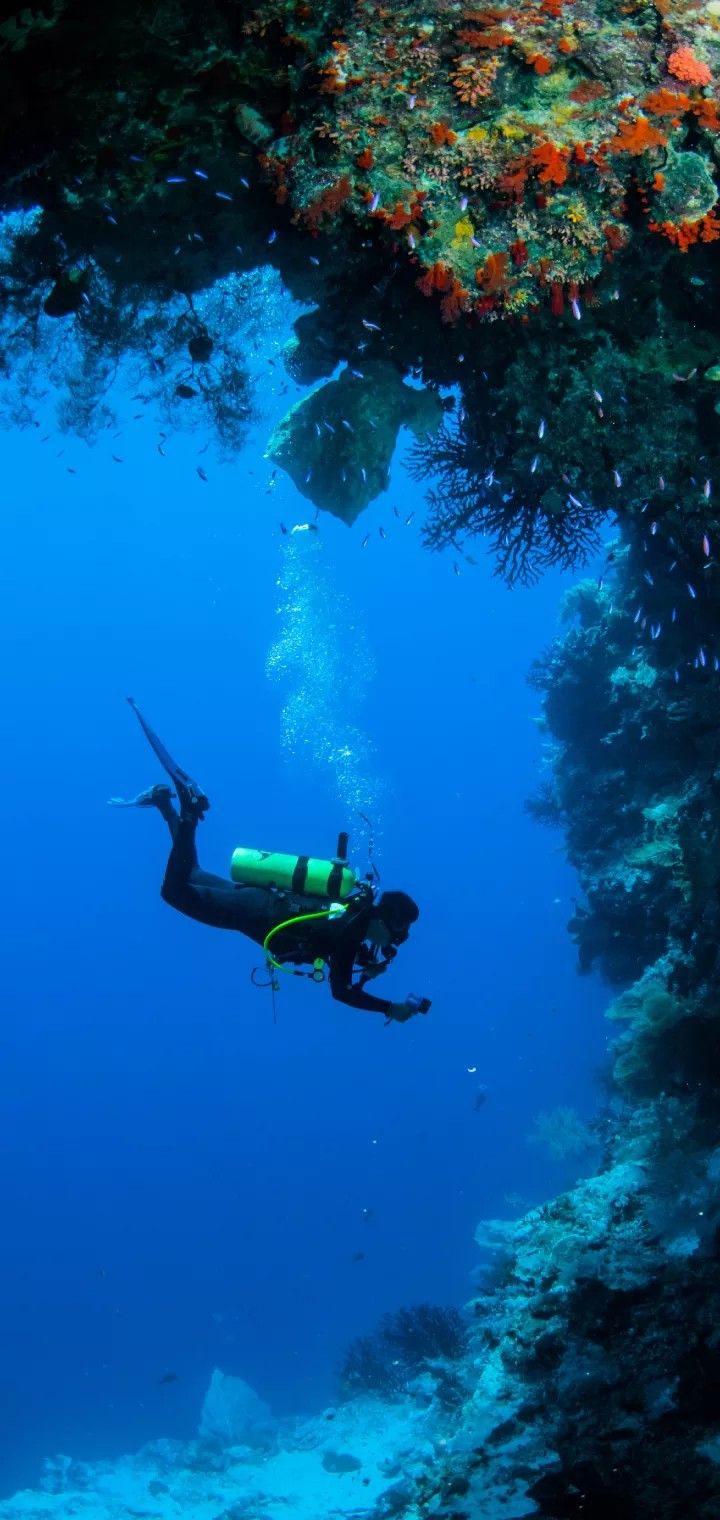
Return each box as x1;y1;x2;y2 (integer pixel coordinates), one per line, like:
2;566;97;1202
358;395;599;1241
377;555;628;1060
126;697;210;817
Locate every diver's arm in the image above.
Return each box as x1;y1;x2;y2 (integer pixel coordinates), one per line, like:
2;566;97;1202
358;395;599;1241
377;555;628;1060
328;950;392;1015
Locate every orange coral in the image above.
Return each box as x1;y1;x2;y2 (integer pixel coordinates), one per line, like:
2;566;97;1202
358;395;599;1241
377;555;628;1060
357;147;374;169
386;201;413;229
668;47;712;86
440;279;470;323
417;261;454;296
531;142;569;184
608;116;667;153
429;121;458;145
531;54;553;74
300;175;352;229
458;25;513;45
475;250;509;292
649;210;720;248
694;98;720;129
642;87;691;115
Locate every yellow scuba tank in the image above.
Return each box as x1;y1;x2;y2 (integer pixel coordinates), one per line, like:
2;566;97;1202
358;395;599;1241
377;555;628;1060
230;831;357;899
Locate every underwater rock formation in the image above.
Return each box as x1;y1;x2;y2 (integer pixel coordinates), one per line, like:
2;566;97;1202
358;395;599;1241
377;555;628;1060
267;361;444;522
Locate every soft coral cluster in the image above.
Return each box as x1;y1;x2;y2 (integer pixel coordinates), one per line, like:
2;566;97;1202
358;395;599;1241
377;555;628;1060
254;0;720;324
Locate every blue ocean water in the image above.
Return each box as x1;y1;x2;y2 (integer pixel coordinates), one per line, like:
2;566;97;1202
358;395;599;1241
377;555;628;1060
0;285;607;1497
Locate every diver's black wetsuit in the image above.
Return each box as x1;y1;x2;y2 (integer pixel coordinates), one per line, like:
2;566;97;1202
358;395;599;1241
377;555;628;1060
159;803;396;1015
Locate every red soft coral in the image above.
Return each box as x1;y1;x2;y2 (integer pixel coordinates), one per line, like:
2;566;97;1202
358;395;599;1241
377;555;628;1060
668;47;712;86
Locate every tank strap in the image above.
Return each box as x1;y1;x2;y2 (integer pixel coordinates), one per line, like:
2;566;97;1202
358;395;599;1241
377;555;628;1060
327;859;344;898
291;855;310;892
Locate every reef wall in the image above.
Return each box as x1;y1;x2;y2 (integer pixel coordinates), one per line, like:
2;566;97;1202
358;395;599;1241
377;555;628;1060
407;544;720;1520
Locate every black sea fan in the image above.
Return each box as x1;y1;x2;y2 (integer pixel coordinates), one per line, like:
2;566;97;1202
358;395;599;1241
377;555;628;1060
339;1303;467;1401
408;419;603;587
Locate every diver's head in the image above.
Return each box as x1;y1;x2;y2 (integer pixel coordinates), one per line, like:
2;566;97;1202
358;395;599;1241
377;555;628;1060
368;890;420;947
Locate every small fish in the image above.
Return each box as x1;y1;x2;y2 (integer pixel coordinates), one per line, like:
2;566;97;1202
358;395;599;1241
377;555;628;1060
360;467;367;483
341;419;354;431
699;646;707;668
349;368;364;379
674;670;680;684
613;469;622;488
158;445;166;457
460;195;468;211
538;418;546;440
215;190;233;202
369;192;380;213
651;622;662;640
379;526;387;540
703;533;711;557
393;506;401;519
315;422;322;438
593;389;603;405
197;466;208;482
193;168;209;179
404;512;415;526
531;455;539;474
239;177;250;189
159;1373;178;1385
361;533;370;548
687;582;697;599
351;1252;365;1263
279;522;288;535
105;213;118;226
309;255;320;266
323;421;335;434
658;476;665;490
567;493;583;510
305;469;313;483
650;521;657;535
633;607;643;625
671;607;677;623
67;467;77;474
362;318;381;331
165;175;186;184
643;570;654;586
267;229;277;244
484;469;495;487
669;560;678;573
571;296;581;321
453;561;461;576
112;455;123;464
407;232;416;250
704;479;712;499
408;93;416;109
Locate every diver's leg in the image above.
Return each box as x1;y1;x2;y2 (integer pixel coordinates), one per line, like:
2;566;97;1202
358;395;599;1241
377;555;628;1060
126;697;210;818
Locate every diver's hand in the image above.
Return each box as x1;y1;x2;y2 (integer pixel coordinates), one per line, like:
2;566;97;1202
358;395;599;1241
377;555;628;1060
386;1002;415;1023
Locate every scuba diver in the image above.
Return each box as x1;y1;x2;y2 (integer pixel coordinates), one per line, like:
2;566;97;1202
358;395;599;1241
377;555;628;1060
110;699;431;1025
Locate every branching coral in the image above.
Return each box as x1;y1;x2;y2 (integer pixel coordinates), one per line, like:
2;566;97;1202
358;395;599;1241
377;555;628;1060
409;417;603;586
